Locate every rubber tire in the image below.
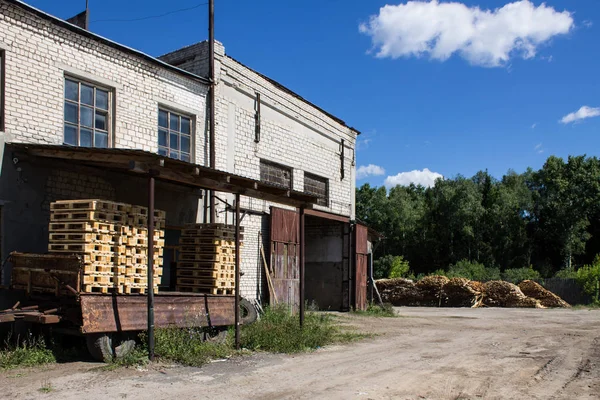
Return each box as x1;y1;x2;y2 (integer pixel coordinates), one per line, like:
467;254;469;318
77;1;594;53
86;333;137;362
239;298;258;325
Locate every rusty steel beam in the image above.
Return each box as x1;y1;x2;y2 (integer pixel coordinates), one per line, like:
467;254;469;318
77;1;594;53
299;207;305;327
147;173;156;361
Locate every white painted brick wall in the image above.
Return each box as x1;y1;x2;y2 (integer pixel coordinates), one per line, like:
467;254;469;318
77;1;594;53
0;1;208;165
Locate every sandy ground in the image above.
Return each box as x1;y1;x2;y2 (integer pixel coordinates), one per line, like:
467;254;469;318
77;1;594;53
1;307;600;400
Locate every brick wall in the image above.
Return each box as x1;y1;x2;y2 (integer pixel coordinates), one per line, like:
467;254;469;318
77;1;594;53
0;1;208;165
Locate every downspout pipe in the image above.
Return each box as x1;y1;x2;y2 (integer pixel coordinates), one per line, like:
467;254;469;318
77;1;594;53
208;0;216;223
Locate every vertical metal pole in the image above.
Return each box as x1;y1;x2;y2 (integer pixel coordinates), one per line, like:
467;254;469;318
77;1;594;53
234;193;241;349
299;207;305;327
85;0;89;30
208;0;216;223
147;175;155;361
369;251;374;303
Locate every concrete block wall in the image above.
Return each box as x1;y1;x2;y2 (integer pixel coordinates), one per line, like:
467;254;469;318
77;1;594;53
0;1;208;165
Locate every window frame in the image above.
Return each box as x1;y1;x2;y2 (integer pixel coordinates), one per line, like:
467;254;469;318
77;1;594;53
63;76;112;148
304;172;329;207
259;159;293;190
0;49;5;132
157;107;194;163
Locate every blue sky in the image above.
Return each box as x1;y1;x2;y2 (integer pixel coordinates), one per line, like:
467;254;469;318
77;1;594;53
26;0;600;187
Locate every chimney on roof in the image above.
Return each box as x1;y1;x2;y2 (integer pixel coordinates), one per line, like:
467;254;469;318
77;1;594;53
66;1;90;30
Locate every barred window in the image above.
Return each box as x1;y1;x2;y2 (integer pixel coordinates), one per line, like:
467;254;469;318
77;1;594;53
158;109;192;162
64;78;111;148
260;160;292;189
304;173;329;207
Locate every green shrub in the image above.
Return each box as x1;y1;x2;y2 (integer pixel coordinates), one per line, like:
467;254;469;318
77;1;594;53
502;266;541;284
554;268;577;279
575;256;600;302
0;336;55;369
446;259;501;281
240;305;339;353
374;255;412;279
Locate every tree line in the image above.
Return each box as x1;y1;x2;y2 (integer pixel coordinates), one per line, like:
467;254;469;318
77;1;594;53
357;155;600;279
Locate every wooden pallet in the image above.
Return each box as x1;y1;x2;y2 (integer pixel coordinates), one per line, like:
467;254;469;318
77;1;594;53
176;277;234;288
121;227;165;238
181;229;242;239
176;269;235;279
179;245;235;254
82;264;126;275
49;232;115;243
125;266;163;276
123;285;159;294
49;221;116;233
83;274;126;285
125;256;164;266
79;253;126;264
48;243;114;253
177;261;235;270
176;285;234;295
179;237;235;246
184;223;244;232
50;199;129;213
130;206;167;219
179;253;235;262
50;210;126;223
82;284;124;294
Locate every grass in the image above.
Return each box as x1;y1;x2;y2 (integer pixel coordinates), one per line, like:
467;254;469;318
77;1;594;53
38;380;53;393
352;303;397;318
0;335;56;370
570;303;600;310
239;305;366;353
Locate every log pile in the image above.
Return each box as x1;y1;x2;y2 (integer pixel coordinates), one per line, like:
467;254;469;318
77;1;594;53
518;280;571;308
442;277;483;308
376;276;569;309
482;281;543;308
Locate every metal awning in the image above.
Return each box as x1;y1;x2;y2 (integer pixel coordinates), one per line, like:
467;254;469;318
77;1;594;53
9;143;317;208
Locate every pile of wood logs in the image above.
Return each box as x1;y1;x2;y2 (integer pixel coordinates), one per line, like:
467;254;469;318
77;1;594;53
376;276;569;308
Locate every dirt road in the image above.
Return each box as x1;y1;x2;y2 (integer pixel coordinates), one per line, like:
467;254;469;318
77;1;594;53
2;308;599;400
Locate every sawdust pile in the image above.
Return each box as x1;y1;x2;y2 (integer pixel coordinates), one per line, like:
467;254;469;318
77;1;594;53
482;281;544;308
518;280;571;308
376;277;569;308
442;277;483;308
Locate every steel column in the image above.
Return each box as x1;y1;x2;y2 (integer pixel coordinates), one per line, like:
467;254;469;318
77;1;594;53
208;0;216;223
299;207;305;327
147;174;156;361
234;193;241;349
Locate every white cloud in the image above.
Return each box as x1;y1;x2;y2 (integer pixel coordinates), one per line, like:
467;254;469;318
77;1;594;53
534;143;544;154
384;168;443;188
560;106;600;124
531;123;537;129
356;164;386;180
583;20;593;28
359;0;573;67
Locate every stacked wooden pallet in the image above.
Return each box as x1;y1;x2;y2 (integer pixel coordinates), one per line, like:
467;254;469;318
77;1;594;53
48;199;165;294
176;223;243;295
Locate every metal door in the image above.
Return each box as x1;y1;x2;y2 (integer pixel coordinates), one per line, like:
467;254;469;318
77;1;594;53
354;224;369;311
270;207;300;312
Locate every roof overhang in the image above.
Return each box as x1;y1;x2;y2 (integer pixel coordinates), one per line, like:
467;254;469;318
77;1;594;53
9;144;317;209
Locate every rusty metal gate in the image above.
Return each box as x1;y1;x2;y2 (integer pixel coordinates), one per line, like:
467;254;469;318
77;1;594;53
270;207;300;312
354;224;369;311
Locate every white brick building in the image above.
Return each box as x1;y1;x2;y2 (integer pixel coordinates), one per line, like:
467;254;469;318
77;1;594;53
0;0;367;311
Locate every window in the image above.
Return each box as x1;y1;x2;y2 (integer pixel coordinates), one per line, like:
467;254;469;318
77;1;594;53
0;50;4;132
304;173;329;207
64;78;110;147
158;109;192;162
260;160;292;189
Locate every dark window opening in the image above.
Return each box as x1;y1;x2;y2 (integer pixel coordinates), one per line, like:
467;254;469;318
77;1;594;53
260;160;292;189
304;173;329;207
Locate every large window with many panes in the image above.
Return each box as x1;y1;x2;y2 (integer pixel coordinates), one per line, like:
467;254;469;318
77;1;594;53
260;160;292;189
158;109;192;162
64;78;110;147
304;173;329;207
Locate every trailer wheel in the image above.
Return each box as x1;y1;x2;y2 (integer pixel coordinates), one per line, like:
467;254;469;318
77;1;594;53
86;333;136;362
239;298;258;325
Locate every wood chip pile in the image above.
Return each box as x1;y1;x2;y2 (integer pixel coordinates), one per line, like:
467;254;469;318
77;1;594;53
376;276;569;308
482;281;543;308
518;280;571;308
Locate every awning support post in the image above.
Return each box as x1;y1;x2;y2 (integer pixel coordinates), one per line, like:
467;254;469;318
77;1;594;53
234;193;241;349
299;206;305;327
147;172;156;361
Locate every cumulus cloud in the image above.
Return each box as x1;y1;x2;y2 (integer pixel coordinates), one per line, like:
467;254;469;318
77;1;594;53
384;168;443;188
356;164;386;180
560;106;600;124
359;0;573;67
